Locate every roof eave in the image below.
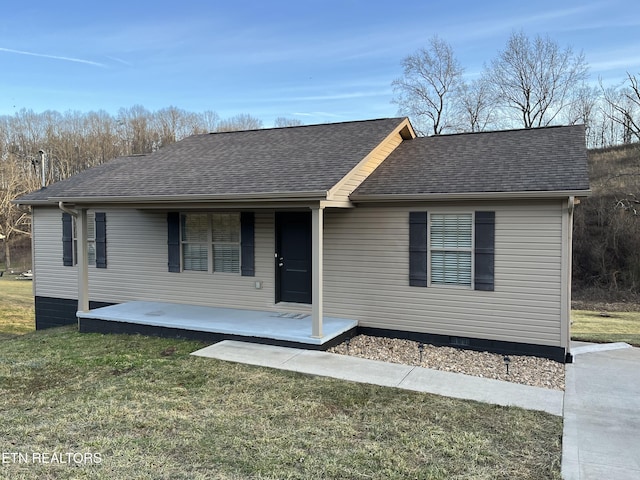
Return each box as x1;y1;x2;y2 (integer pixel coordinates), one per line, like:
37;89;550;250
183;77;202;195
350;189;592;202
12;199;50;206
42;190;330;206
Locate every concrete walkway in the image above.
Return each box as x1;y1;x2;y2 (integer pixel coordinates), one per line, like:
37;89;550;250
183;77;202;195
192;340;564;415
562;343;640;480
193;340;640;478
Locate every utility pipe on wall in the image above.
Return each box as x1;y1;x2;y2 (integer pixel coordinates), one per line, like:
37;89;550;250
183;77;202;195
58;201;77;217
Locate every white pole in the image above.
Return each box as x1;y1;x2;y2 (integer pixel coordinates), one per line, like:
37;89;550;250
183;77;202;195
39;150;46;188
311;206;324;338
76;208;89;315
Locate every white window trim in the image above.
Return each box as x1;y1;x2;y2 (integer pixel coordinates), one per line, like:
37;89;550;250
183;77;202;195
427;212;475;289
180;212;241;274
72;211;96;267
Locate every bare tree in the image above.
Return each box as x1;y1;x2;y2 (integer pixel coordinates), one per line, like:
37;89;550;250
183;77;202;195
392;36;464;135
153;106;211;147
0;154;39;268
487;31;588;128
116;105;158;154
601;73;640;144
457;77;497;132
198;110;220;133
273;117;303;128
563;84;601;147
0;105;271;266
216;114;263;132
85;110;122;166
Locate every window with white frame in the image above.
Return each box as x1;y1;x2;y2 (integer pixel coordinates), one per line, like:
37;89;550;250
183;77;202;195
430;213;473;287
181;213;240;273
73;211;96;266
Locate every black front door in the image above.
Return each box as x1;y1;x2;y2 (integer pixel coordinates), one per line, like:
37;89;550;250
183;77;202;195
275;212;312;304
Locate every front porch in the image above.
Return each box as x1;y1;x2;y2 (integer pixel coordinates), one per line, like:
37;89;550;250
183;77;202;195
77;301;358;349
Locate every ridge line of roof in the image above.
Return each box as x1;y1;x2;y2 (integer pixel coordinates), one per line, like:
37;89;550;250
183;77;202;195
418;124;585;139
206;117;408;136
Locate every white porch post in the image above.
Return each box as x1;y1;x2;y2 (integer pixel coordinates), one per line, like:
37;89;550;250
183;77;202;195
561;197;575;357
76;208;89;316
311;206;324;338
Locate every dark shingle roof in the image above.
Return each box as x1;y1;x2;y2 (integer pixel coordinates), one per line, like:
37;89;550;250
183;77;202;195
17;118;407;203
16;120;589;205
352;125;590;197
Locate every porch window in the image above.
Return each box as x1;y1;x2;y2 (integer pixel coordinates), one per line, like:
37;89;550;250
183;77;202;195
429;213;473;287
212;213;240;273
72;211;96;266
181;213;208;271
63;211;106;268
180;213;240;273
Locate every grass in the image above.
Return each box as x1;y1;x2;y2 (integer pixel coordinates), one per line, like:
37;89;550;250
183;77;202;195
0;282;563;480
0;327;562;480
571;310;640;346
0;275;35;337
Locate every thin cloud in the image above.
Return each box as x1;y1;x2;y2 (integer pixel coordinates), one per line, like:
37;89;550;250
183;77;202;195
288;91;390;102
105;55;134;67
0;47;106;67
591;57;640;73
588;44;640;74
292;112;343;118
428;3;606;44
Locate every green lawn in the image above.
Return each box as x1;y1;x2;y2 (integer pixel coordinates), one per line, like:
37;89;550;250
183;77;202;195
19;277;640;477
571;310;640;346
0;275;35;337
0;326;562;479
0;276;564;480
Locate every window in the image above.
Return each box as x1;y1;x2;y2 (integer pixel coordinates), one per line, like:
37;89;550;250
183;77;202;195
409;211;494;291
180;213;240;273
429;213;473;287
181;213;208;271
63;211;107;268
73;212;96;266
211;213;240;273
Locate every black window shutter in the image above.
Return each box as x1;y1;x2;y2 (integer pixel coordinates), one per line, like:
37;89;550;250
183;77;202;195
167;212;181;273
240;212;255;277
475;211;495;291
62;213;73;266
409;211;428;287
95;212;107;268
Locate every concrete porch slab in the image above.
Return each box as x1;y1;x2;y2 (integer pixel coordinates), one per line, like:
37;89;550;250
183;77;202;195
77;301;357;346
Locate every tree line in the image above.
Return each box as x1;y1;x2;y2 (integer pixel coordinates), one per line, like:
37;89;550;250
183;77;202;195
392;31;640;149
2;30;640;298
0;107;300;268
573;144;640;300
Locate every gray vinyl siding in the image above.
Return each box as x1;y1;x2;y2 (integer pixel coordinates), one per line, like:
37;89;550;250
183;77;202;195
33;200;564;346
33;208;278;310
33;208;78;300
322;202;563;347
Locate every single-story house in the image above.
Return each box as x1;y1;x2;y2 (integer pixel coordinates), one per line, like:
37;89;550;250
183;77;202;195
14;117;590;362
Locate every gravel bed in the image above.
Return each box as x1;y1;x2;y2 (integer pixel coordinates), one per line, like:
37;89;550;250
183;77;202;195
328;335;565;391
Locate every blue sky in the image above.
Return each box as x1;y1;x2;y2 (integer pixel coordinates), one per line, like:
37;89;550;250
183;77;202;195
1;0;638;127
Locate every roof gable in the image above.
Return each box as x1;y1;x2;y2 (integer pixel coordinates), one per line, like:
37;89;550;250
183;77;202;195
17;118;408;204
